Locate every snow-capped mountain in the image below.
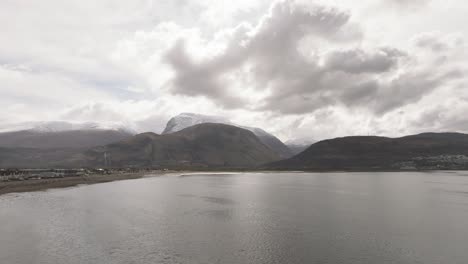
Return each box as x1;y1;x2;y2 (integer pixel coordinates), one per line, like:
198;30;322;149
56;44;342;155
0;121;136;134
162;113;231;134
0;121;136;149
162;113;293;158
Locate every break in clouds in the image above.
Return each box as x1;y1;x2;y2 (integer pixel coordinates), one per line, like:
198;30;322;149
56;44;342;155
0;0;467;141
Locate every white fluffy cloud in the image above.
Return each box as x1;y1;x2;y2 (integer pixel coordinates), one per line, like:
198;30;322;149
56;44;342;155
0;0;467;141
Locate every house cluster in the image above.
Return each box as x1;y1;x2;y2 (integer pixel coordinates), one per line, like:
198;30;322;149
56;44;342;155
0;167;161;182
1;168;90;181
394;155;468;170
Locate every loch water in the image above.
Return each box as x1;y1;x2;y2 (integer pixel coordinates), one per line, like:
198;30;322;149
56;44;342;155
1;172;468;264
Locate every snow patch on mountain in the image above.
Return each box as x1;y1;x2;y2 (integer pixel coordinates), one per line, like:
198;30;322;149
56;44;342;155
0;121;137;134
162;113;231;134
162;113;293;158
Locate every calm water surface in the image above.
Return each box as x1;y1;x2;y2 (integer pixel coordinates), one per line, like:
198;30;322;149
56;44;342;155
1;172;468;264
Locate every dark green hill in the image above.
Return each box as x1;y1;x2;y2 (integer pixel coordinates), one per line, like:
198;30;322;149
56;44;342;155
267;133;468;171
84;123;281;168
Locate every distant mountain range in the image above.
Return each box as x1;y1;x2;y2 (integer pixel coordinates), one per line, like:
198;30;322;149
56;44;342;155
0;123;281;168
0;129;133;149
0;121;135;168
0;121;135;134
1;117;467;171
267;133;468;171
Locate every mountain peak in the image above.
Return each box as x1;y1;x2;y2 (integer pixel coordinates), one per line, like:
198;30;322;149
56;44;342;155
84;122;280;168
162;113;293;158
162;113;231;134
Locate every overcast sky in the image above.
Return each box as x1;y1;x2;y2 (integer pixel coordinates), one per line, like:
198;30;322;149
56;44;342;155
1;0;467;141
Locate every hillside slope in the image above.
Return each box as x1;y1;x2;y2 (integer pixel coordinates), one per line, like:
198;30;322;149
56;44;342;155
162;113;293;158
267;133;468;170
0;129;133;149
0;147;84;168
85;123;281;168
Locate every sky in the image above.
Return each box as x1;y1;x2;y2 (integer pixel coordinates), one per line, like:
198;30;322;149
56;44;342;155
0;0;467;141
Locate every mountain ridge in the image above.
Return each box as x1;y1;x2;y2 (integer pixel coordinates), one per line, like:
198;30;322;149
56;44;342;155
0;121;136;134
162;113;293;158
267;132;468;170
0;129;134;149
84;123;281;168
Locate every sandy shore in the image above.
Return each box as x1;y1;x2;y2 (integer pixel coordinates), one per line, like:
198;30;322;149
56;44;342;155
0;172;150;196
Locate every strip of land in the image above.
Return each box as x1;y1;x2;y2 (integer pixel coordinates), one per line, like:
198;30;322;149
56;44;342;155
0;172;149;196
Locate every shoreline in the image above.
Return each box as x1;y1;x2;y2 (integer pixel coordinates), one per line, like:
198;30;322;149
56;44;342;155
0;172;149;196
2;169;466;196
0;171;247;196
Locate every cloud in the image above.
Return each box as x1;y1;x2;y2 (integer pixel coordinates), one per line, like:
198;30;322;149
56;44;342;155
324;48;405;74
256;41;459;116
412;31;464;52
372;69;463;114
385;0;431;9
164;39;247;108
164;0;360;108
162;0;465;120
390;0;430;6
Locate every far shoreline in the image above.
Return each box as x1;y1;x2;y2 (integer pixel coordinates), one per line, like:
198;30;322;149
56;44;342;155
1;169;466;196
0;172;149;196
0;170;249;196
